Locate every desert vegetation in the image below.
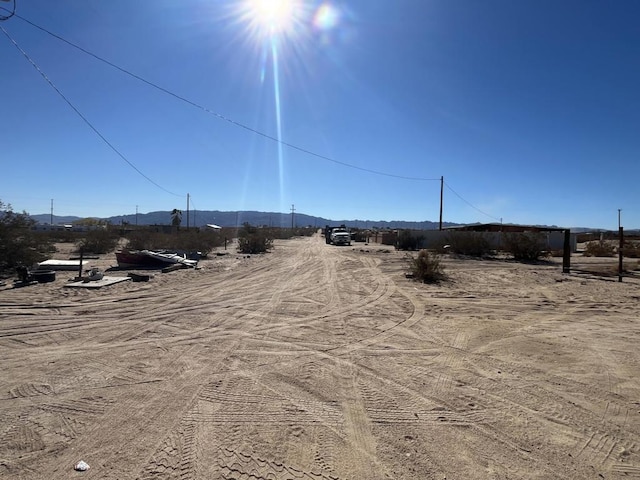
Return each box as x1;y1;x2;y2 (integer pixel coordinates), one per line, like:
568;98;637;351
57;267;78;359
503;232;548;261
0;201;55;274
237;223;274;254
445;231;493;257
583;240;616;257
406;249;445;283
396;229;425;251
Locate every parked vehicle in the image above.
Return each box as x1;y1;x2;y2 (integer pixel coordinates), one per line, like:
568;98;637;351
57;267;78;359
330;230;351;246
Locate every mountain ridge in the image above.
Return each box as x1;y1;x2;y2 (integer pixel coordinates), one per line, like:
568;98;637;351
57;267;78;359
29;210;453;230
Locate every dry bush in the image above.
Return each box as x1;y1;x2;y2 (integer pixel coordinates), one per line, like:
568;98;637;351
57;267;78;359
503;233;547;261
396;229;425;251
125;229;223;254
445;232;493;257
622;241;640;258
406;250;445;283
237;223;273;254
583;240;615;257
76;229;119;254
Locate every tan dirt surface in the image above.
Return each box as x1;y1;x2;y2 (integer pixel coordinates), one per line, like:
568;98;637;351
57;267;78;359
1;234;639;479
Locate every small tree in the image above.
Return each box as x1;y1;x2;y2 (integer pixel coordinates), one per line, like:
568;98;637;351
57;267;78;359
237;223;273;254
170;209;182;228
0;200;54;272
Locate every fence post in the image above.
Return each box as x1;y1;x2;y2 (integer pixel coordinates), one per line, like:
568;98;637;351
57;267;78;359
562;229;571;274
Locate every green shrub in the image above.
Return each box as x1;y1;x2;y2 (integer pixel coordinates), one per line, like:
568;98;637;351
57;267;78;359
445;232;493;257
503;233;547;261
407;250;445;283
76;229;119;254
583;240;615;257
237;223;273;254
0;201;55;272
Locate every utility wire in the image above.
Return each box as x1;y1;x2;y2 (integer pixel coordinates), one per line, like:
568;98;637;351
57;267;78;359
5;11;501;222
444;181;501;222
9;12;440;182
1;25;182;197
0;2;16;21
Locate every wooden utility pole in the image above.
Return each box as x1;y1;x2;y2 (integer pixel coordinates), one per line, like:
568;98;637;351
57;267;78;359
439;176;444;231
50;199;53;225
619;226;624;282
186;193;190;229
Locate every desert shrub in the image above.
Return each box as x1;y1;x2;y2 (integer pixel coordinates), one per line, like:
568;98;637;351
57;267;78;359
237;223;273;254
76;229;119;254
445;232;493;257
0;201;55;272
622;241;640;258
503;233;547;261
171;230;224;254
397;229;425;251
406;250;445;283
125;229;223;254
583;240;615;257
266;227;316;240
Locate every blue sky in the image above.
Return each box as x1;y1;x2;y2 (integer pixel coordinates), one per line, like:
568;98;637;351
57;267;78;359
1;0;639;229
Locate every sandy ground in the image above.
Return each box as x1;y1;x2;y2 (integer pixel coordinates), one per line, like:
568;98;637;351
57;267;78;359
1;234;639;479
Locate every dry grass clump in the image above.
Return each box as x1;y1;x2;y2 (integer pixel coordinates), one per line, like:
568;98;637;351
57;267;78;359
406;250;445;283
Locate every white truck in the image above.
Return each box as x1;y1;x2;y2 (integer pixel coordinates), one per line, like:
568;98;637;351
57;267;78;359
330;229;351;246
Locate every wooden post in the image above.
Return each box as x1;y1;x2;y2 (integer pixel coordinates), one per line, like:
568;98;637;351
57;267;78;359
78;248;84;280
562;229;571;273
439;176;444;231
619;227;624;282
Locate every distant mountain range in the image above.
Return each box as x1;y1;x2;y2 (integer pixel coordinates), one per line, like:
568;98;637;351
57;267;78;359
29;210;631;233
29;210;454;230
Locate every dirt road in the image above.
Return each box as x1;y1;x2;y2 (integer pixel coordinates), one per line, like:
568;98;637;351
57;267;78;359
1;234;639;479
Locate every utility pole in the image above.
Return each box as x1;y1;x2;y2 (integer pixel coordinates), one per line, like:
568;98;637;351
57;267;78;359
135;205;138;226
618;209;622;230
291;204;295;229
618;209;624;282
186;193;190;229
50;199;53;225
438;176;444;231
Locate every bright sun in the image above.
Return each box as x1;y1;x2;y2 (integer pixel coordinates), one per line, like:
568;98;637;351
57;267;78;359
243;0;298;37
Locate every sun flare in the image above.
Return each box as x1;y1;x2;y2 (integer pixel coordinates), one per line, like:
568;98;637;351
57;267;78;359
244;0;297;36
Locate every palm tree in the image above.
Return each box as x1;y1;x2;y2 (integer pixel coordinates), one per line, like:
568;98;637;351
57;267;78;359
170;208;182;227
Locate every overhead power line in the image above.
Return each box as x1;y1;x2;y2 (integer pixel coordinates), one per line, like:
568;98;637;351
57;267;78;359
0;2;16;22
10;12;440;182
3;11;502;223
1;25;182;197
444;181;501;222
